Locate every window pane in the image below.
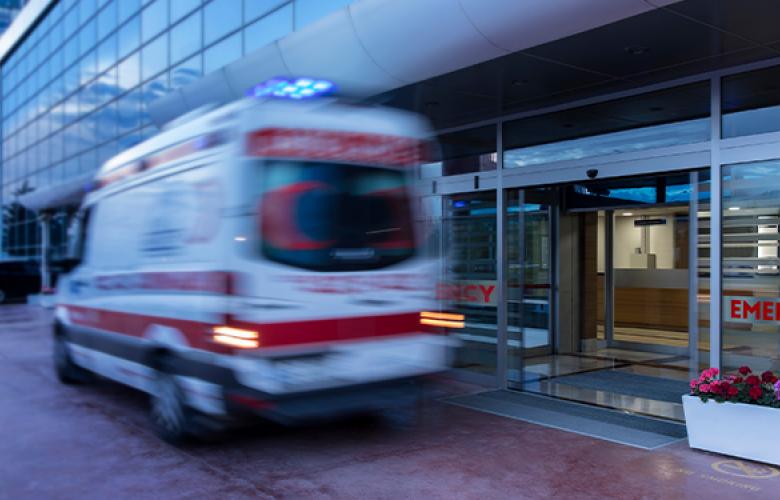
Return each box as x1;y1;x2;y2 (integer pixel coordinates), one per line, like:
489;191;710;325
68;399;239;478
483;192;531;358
117;89;142;133
117;51;141;91
722;160;780;373
97;0;118;40
422;125;496;178
203;32;240;74
294;0;350;30
80;50;98;84
142;73;169;110
171;0;200;22
97;33;117;74
118;14;141;58
503;83;710;168
170;10;201;64
118;0;141;24
142;0;168;43
79;18;97;57
204;0;241;46
170;54;202;89
722;66;780;138
244;3;292;53
80;0;98;25
244;0;286;23
141;34;168;80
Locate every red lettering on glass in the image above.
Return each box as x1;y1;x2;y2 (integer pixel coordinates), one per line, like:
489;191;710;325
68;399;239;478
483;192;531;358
743;301;761;319
479;285;495;304
730;299;742;319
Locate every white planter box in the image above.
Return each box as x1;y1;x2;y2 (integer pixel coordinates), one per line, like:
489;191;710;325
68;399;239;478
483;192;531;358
683;395;780;465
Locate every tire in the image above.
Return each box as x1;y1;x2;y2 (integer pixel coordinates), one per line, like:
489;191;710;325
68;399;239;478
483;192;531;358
149;358;201;445
53;331;91;385
380;403;420;430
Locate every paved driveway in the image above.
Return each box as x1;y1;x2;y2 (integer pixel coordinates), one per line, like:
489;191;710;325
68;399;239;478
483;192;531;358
1;304;778;499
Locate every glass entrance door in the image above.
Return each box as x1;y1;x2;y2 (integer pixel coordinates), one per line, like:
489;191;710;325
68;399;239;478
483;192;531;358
510;170;710;420
507;188;554;385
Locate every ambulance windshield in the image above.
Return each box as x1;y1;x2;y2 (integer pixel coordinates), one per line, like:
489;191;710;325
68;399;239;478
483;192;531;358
258;160;416;271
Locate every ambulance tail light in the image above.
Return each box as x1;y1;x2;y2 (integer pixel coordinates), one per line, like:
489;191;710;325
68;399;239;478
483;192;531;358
420;311;465;329
212;326;260;349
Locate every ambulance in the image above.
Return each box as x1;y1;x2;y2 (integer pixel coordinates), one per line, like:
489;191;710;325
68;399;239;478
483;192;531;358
52;80;462;443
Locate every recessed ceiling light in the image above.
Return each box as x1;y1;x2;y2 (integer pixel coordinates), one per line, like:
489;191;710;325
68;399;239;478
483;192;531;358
622;212;634;216
624;45;649;56
728;207;741;211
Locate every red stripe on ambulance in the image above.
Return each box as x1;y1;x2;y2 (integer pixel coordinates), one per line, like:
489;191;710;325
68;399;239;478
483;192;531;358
62;305;426;353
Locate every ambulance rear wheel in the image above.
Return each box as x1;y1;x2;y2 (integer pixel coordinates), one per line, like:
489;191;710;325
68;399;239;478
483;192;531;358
149;366;197;445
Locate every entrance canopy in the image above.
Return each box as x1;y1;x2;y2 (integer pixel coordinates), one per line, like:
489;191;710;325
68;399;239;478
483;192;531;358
149;0;679;127
16;173;94;212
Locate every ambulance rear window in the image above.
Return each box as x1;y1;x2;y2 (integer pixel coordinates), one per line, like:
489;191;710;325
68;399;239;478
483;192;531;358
258;160;416;271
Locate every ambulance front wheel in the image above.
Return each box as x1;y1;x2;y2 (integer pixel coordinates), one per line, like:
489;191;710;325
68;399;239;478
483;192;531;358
53;326;92;385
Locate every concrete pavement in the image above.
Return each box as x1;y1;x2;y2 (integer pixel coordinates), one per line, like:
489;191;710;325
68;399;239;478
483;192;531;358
1;304;778;499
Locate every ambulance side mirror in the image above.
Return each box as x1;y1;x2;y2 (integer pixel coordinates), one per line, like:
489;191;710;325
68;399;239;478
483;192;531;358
55;209;90;273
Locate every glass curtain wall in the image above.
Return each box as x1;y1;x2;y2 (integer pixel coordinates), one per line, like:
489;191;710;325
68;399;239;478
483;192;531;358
1;0;355;259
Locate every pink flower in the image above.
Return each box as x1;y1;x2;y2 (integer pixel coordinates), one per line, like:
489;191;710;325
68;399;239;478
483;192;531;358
690;380;698;389
700;384;711;393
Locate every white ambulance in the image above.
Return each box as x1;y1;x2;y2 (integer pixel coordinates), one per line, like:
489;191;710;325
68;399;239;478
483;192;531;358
53;92;462;443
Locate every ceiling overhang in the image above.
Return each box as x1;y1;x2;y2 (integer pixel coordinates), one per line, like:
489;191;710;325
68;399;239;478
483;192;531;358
149;0;680;127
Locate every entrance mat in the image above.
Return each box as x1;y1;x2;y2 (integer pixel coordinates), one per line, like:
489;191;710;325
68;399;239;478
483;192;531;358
443;390;686;450
550;370;690;403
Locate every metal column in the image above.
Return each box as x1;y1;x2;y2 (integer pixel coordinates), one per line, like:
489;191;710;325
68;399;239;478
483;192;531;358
688;171;700;376
709;77;723;371
604;210;615;346
496;123;508;388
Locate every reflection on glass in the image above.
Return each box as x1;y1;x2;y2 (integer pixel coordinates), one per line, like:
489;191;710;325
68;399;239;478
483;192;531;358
244;4;293;53
722;66;780;138
505;119;709;168
170;10;202;64
506;188;553;385
295;0;351;29
118;15;141;58
204;32;241;74
722;160;780;373
97;0;117;40
171;0;199;22
117;51;141;91
142;0;168;43
244;0;288;23
118;0;141;24
421;125;496;178
442;192;497;376
205;0;242;45
171;56;202;89
141;34;168;81
504;83;710;168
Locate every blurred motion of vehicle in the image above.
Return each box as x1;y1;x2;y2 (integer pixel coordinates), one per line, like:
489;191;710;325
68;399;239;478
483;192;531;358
52;86;460;443
0;257;41;303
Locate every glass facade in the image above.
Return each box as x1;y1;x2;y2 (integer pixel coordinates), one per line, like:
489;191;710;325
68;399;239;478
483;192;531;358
722;160;780;373
422;69;780;416
1;0;354;258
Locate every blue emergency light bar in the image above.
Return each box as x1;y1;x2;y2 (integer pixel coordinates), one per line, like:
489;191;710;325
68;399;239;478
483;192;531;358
248;77;335;100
